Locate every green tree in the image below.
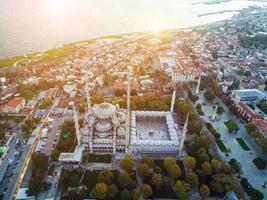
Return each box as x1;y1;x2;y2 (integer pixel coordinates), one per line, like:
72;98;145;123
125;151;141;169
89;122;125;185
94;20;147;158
174;180;191;200
209;180;224;193
224;120;238;132
107;184;118;199
164;157;176;170
31;153;48;177
211;159;221;172
118;171;132;188
98;168;114;184
151;173;163;187
185;172;199;188
137;163;150;179
140;156;154;168
184;156;196;170
79;187;88;199
27;177;44;196
120;156;135;172
200;184;210;199
91;183;107;200
167;163;182;178
194;135;211;149
131;188;141;200
120;189;131;200
140;184;153;198
204;90;215;101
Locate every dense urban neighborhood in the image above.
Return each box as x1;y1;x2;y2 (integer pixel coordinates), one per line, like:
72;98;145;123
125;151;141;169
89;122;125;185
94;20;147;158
0;5;266;200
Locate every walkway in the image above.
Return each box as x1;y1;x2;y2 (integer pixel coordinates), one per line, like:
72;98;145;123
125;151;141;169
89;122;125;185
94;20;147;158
196;91;267;197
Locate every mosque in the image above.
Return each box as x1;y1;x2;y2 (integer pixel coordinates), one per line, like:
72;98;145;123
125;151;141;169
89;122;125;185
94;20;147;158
59;68;188;164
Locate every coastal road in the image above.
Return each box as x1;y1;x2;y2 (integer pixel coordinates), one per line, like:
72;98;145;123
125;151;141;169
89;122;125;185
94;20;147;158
4;97;59;200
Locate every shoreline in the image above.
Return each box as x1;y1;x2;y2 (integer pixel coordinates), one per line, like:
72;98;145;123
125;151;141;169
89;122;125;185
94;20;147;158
0;5;262;67
0;20;227;64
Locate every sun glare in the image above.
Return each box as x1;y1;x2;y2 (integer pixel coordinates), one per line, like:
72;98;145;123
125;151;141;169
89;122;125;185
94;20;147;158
150;24;163;33
46;0;71;15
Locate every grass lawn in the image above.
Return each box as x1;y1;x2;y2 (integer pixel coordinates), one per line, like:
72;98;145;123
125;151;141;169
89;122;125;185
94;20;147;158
236;138;251;151
216;139;230;153
87;154;112;163
253;157;267;170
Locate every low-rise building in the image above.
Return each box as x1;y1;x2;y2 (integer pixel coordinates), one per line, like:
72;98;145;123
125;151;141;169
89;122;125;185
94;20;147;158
2;97;26;113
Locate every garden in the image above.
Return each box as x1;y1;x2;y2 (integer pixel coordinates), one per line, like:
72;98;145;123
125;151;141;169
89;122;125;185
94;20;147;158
236;138;250;151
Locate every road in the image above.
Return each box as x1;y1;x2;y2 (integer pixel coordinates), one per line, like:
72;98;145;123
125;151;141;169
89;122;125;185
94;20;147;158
4;97;59;200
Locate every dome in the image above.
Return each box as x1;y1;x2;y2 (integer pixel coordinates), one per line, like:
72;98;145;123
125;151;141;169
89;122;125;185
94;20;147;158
92;103;116;119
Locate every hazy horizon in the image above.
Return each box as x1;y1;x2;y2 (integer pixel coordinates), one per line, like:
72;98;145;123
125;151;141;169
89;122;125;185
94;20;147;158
0;0;266;58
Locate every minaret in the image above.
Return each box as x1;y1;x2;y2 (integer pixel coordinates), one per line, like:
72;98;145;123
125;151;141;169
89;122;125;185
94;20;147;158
125;66;132;151
180;113;189;155
196;76;201;95
72;103;81;147
170;90;176;113
85;80;91;110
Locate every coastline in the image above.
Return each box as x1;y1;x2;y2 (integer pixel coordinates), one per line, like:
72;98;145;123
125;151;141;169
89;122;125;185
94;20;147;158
0;4;260;68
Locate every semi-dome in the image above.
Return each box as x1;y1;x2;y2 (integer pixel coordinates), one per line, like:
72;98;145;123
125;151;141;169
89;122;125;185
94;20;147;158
93;103;116;119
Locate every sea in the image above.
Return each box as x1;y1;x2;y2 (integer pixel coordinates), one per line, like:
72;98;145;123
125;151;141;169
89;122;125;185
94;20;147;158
0;0;266;58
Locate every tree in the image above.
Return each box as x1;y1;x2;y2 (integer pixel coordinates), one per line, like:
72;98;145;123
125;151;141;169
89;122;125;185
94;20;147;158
31;153;48;177
120;189;131;200
120;156;135;172
224;120;238;132
137;163;150;179
79;187;88;199
202;162;212;175
209;180;224;193
118;171;132;188
51;149;61;161
98;168;114;184
91;183;107;200
164;157;176;170
106;184;118;199
185;172;199;188
139;184;153;198
140;156;154;168
211;159;221;172
167;163;182;178
194;135;211;149
204;90;215;101
27;177;44;196
245;122;257;134
200;184;210;199
174;180;191;200
187;120;203;134
151;173;163;187
131;188;141;200
184;156;196;170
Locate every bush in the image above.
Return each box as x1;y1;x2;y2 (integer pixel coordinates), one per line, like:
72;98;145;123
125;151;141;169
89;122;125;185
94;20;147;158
236;138;250;151
253;157;267;170
215;139;230;153
204;90;215;101
214;132;221;139
196;104;204;115
216;106;224;115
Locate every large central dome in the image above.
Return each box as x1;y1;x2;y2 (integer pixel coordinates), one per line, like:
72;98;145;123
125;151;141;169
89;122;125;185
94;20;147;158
92;103;116;119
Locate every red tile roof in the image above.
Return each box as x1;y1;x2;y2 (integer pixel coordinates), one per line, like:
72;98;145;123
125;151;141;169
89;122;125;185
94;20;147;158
253;119;267;133
239;102;264;120
7;97;25;108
